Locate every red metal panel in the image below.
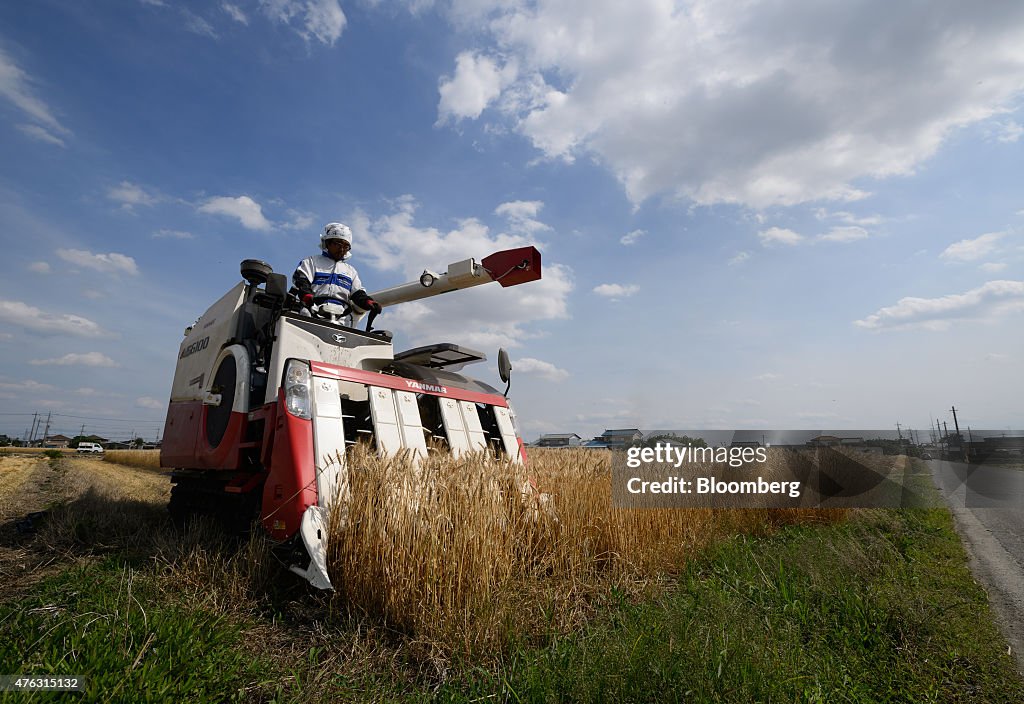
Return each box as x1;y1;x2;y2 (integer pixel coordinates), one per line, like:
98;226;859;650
309;361;508;407
159;400;249;470
160;400;201;468
196;406;246;469
261;387;317;541
481;246;541;287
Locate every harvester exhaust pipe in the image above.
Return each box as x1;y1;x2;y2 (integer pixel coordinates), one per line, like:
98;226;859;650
368;246;542;308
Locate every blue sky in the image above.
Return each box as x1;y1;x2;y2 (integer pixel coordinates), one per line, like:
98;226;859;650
1;0;1022;443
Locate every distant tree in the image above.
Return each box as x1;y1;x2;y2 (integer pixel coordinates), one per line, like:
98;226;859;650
132;437;146;448
643;433;708;449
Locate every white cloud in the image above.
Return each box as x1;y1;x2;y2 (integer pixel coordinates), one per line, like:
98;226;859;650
758;227;803;246
108;181;159;210
183;9;218;38
593;283;639;299
620;229;645;246
854;280;1024;331
980;262;1007;273
438;51;517;123
0;48;72;141
136;397;165;410
281;209;315;231
985;352;1009;362
814;209;883;227
512;357;569;381
56;249;139;276
818;226;868;243
350;197;572;349
222;2;248;24
198;195;273;231
728;251;751;266
16;123;65;147
997;120;1022;143
0;300;103;337
754;373;781;381
940;231;1008;262
0;379;57;393
153;228;194;239
29;352;118;367
28;261;50;273
435;1;1024;208
494;200;550;234
260;0;346;45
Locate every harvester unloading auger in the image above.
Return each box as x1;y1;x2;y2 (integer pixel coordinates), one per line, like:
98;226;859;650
160;247;541;589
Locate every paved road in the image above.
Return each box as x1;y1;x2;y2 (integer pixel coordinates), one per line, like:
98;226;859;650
929;459;1024;673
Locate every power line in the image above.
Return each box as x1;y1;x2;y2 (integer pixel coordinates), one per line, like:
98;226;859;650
52;412;165;422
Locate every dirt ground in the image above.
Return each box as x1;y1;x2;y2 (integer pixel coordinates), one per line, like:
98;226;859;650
0;452;170;592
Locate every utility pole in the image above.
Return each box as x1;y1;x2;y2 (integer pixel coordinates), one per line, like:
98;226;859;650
29;413;38;444
42;412;52;443
896;422;903;441
79;424;85;437
950;406;961;438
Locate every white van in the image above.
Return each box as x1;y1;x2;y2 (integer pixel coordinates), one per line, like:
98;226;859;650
76;442;104;454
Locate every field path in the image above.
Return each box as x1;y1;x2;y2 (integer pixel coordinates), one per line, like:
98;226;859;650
0;453;170;591
930;458;1024;674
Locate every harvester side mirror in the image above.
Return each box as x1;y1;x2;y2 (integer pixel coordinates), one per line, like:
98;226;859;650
240;259;273;286
498;348;512;384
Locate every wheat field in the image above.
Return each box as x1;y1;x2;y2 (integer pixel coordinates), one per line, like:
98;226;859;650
326;446;845;658
22;442;847;658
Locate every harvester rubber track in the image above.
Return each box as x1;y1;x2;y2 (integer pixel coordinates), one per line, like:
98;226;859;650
169;474;261;535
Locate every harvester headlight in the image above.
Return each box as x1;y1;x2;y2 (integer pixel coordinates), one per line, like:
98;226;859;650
284;360;312;419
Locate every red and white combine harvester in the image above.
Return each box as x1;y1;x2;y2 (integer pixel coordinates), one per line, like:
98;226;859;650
160;247;541;589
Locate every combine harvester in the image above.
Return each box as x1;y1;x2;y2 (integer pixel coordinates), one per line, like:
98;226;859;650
160;247;541;589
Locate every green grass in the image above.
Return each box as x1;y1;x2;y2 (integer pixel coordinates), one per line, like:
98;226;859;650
0;558;270;703
435;509;1024;703
2;501;1021;702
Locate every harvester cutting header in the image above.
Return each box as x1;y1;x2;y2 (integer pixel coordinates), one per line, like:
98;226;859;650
160;243;542;589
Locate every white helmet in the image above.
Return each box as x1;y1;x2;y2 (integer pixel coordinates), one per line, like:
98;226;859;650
320;222;353;258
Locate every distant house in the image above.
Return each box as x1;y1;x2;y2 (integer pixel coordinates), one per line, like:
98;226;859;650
536;433;583;448
78;435;109;445
808;435;866;448
43;434;72;448
595;428;643;449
